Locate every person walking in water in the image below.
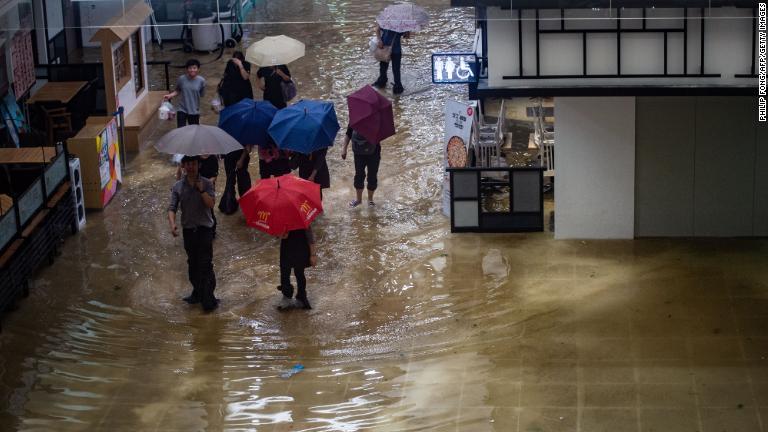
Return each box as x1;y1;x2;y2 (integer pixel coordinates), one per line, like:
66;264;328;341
372;24;410;95
342;126;381;207
217;52;254;215
168;155;218;312
256;64;292;109
277;227;317;310
164;59;206;127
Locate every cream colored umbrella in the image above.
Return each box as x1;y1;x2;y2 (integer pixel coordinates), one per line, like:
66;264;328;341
245;35;305;66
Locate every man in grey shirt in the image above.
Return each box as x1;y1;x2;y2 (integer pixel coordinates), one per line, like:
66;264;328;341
168;155;218;312
164;58;206;128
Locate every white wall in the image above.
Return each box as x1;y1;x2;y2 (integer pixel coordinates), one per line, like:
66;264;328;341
484;6;756;89
554;97;636;239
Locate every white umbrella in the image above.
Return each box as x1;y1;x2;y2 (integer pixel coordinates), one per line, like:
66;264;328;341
245;35;305;67
154;125;243;155
377;3;430;33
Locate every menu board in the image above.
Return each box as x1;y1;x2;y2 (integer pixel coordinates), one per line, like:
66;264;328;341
442;100;476;216
11;31;35;99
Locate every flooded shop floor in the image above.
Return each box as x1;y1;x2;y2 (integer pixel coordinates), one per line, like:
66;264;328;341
3;1;768;431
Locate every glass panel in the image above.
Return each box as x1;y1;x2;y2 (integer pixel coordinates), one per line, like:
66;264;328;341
0;211;17;252
44;154;67;197
513;171;541;212
482;185;510;213
454;201;479;227
19;179;43;226
453;171;478;199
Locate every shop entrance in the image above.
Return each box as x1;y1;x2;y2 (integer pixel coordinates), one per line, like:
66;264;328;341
472;97;556;233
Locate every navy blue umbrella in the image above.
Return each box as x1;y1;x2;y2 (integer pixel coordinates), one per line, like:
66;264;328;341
268;100;340;154
218;99;278;147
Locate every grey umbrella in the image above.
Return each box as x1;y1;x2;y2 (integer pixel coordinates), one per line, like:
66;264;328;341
154;124;243;156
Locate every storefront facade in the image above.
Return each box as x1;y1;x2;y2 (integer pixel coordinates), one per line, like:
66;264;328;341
454;0;765;239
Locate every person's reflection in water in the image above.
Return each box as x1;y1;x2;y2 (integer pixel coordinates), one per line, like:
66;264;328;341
161;318;227;429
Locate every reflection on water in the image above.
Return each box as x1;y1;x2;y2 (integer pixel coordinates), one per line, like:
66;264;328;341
0;1;478;430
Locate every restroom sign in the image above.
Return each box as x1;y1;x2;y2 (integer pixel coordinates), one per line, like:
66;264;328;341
431;53;478;84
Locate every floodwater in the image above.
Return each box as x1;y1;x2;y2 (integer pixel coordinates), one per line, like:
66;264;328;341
4;2;768;431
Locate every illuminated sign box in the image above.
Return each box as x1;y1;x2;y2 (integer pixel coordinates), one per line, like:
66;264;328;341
432;53;478;84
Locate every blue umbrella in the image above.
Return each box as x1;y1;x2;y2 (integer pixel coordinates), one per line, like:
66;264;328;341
218;99;278;147
268;100;340;154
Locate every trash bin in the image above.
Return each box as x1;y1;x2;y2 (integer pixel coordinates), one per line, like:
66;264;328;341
191;14;222;52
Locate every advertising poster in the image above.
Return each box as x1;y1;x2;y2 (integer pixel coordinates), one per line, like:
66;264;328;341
96;118;122;206
107;121;122;183
98;131;110;189
442;100;475;216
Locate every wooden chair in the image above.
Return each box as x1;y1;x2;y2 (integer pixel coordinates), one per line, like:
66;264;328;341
39;104;73;148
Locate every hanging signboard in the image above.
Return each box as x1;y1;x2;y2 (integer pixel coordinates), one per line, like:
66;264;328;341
442;99;477;216
432;53;478;84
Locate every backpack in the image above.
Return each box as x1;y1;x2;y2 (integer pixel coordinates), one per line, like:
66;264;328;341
351;130;377;155
281;80;297;102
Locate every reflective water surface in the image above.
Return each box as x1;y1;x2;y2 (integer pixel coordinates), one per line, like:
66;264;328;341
1;1;479;430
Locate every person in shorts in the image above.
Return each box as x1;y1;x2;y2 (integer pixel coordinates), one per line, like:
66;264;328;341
341;126;381;207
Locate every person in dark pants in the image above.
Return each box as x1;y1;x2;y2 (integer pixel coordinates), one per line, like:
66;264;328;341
291;148;330;198
219;145;252;215
373;26;410;94
164;59;205;127
168;155;218;312
218;52;254;215
256;65;291;109
277;226;317;310
341;126;381;207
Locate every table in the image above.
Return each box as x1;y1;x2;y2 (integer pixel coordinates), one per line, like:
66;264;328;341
26;81;88;105
0;147;57;164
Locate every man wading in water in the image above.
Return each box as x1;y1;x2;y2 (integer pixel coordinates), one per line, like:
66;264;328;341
168;155;219;312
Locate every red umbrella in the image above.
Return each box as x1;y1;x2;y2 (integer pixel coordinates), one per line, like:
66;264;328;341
239;174;323;236
346;85;396;144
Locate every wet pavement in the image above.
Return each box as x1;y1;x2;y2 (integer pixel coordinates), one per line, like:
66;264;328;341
3;1;768;431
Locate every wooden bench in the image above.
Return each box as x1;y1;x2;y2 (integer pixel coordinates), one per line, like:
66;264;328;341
124;91;166;152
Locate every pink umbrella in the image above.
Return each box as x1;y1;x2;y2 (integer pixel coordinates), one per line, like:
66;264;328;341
376;3;430;33
346;85;396;144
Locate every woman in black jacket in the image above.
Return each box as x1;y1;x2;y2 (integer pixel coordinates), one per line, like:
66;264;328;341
218;52;255;215
218;51;253;107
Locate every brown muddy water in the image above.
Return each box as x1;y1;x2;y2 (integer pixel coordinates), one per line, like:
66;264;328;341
3;2;768;432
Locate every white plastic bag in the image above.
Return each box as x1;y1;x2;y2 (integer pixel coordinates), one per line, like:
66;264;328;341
211;96;222;113
159;101;175;121
368;36;379;55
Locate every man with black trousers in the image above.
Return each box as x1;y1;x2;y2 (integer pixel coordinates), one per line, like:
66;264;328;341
168;155;218;312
